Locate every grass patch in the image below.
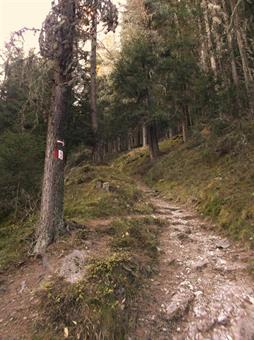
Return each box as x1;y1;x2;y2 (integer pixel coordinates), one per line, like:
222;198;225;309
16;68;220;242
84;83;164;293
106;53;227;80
35;217;162;339
64;164;153;223
110;217;162;259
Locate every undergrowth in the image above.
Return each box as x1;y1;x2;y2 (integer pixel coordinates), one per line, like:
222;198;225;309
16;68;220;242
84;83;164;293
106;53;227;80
64;164;153;223
0;161;153;270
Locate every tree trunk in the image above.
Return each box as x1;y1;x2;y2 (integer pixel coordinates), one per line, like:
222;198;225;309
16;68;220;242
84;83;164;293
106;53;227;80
201;0;217;76
230;0;254;117
91;9;99;159
182;119;188;143
222;0;239;88
91;10;98;133
35;0;75;254
128;135;131;150
169;128;173;139
117;136;121;152
147;123;160;160
198;16;209;72
142;123;147;146
34;70;67;254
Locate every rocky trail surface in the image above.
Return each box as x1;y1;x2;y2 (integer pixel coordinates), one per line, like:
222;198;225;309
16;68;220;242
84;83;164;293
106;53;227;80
133;185;254;340
0;183;254;339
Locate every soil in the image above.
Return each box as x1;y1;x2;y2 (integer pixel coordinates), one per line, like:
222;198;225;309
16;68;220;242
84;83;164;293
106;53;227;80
1;183;254;339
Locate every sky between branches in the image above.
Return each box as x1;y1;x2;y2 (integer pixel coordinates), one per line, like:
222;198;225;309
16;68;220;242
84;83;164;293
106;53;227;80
0;0;125;52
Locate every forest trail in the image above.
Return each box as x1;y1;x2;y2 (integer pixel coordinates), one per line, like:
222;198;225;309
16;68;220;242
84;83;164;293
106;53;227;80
1;181;254;339
133;184;254;340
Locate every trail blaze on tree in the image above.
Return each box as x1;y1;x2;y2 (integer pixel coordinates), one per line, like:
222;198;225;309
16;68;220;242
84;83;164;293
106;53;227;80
34;0;76;254
34;0;117;254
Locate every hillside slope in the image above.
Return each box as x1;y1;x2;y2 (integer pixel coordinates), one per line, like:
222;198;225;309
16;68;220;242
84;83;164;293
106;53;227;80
116;120;254;248
1;129;254;338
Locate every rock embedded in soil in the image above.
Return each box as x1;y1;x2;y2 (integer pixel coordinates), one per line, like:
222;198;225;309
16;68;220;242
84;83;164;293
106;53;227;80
215;239;231;250
58;249;88;283
163;290;195;321
192;259;209;271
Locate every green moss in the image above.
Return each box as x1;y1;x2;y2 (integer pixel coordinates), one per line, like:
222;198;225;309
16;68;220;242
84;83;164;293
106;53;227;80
64;164;153;223
0;215;36;270
110;217;162;258
36;253;139;339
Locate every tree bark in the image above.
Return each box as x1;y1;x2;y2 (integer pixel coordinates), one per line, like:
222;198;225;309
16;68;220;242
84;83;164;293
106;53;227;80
201;0;217;76
34;70;67;254
222;0;239;88
35;0;75;254
91;9;98;133
90;8;100;160
142;123;147;146
147;122;160;160
230;0;254;117
198;16;209;72
182;119;188;143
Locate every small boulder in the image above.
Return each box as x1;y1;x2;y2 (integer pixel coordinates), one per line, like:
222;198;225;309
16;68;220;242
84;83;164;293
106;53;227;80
164;290;194;321
96;180;103;189
102;182;110;192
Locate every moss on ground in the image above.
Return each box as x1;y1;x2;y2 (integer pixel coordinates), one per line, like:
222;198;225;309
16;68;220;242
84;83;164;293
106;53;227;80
35;217;162;339
0;215;36;270
0;160;153;271
116;121;254;247
64;164;153;223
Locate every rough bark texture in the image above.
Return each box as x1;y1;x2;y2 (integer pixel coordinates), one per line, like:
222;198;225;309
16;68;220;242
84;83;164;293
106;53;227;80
222;0;239;88
90;9;100;162
91;11;98;133
182;119;188;143
34;71;67;254
147;123;160;160
142;124;147;146
230;0;254;117
201;0;217;76
35;0;75;254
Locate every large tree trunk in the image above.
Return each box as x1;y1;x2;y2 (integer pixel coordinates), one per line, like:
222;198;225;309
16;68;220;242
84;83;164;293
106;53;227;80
34;70;67;254
35;0;75;254
147;123;160;160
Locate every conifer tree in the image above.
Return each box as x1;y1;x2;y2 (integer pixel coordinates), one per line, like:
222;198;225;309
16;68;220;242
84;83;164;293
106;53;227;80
34;0;117;254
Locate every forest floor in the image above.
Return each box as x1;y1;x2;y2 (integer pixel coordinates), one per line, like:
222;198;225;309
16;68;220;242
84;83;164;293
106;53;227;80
1;179;254;339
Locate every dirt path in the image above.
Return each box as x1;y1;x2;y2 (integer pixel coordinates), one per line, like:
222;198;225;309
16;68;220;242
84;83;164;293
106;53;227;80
134;185;254;340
